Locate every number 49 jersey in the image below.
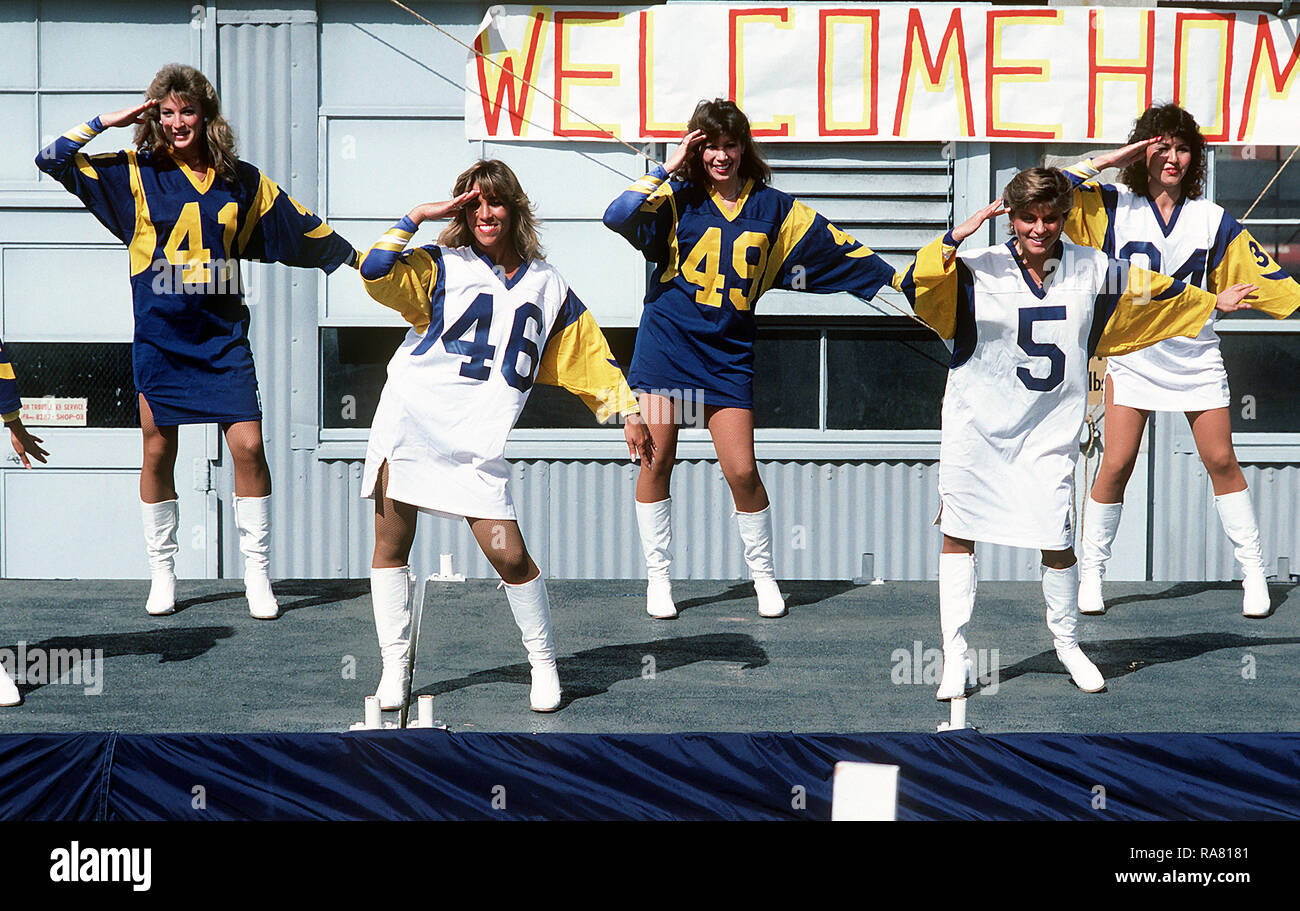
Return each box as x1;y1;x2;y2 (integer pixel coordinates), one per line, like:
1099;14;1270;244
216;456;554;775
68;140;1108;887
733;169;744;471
897;234;1217;549
359;218;639;520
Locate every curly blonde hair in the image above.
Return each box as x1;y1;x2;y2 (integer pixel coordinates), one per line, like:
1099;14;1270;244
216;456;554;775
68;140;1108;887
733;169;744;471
133;64;239;181
438;160;544;262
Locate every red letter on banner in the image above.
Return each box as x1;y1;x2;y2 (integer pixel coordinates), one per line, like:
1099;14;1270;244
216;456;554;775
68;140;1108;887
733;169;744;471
1173;12;1235;142
984;9;1061;140
1087;8;1154;139
476;9;548;137
553;11;620;138
818;8;880;137
1237;14;1300;140
893;7;974;138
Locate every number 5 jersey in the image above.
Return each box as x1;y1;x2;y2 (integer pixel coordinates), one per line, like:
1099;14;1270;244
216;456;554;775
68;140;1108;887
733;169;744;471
36;118;357;425
359;217;640;520
898;233;1218;550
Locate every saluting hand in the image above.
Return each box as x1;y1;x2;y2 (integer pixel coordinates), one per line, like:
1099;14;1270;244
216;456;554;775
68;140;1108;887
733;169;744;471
950;199;1009;245
100;98;158;129
663;129;706;176
407;189;481;227
1215;282;1257;313
1089;137;1160;173
624;413;655;468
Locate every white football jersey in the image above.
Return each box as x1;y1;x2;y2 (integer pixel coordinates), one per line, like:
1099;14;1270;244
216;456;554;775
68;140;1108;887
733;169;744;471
898;235;1217;549
1065;164;1300;411
358;224;637;520
1091;191;1227;409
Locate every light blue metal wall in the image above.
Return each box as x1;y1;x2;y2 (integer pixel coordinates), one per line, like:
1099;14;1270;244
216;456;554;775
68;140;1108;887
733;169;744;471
3;1;1297;583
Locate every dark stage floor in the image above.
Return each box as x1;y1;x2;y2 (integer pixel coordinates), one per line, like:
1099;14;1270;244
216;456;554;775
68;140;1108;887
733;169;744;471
0;576;1294;735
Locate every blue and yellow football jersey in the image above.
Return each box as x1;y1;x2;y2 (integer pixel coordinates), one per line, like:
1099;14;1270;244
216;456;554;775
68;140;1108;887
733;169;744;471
0;338;21;422
604;165;897;409
36;117;357;426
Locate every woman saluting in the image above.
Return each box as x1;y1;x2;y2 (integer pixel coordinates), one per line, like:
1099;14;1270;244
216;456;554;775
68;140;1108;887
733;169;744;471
604;99;897;620
36;64;357;619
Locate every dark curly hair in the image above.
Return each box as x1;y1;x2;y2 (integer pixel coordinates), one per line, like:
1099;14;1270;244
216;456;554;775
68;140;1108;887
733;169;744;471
1118;103;1207;200
678;98;772;189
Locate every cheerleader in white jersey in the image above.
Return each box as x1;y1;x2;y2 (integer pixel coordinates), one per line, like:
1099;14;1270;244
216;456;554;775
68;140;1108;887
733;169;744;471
604;100;897;619
897;168;1254;699
0;340;49;706
35;65;357;620
1063;104;1300;617
360;160;654;712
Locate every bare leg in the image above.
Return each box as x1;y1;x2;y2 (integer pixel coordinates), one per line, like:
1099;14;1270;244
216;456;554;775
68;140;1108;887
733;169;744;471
709;406;784;615
1078;377;1145;613
369;463;418;707
635;393;680;503
706;405;767;513
1186;407;1247;496
224;419;278;618
222;420;272;498
467;516;560;710
634;393;681;618
372;461;418;569
1088;377;1149;505
1191;408;1270;615
138;394;180;615
139;394;178;503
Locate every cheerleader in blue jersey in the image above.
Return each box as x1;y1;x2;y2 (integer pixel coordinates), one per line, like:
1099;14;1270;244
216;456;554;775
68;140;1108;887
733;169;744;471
36;64;357;620
898;168;1255;700
360;160;654;712
1061;104;1300;618
0;339;49;705
604;99;897;619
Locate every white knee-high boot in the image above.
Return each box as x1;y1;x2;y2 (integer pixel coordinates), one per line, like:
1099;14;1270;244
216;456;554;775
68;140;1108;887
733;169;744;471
1077;500;1122;615
936;553;977;700
635;498;677;619
1043;564;1105;692
1214;488;1271;618
371;566;413;710
141;499;179;616
735;506;786;617
504;574;561;712
0;660;20;707
233;494;280;620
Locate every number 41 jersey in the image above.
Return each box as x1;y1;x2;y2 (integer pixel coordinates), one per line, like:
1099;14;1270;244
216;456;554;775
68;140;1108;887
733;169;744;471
360;218;639;520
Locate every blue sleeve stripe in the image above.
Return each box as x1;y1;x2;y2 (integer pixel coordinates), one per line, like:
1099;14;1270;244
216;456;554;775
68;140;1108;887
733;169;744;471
1099;185;1120;257
1209;212;1241;271
950;261;977;369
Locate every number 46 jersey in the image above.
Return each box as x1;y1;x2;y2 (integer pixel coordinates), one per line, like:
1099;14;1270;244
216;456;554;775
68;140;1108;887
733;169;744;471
360;217;640;520
897;233;1217;550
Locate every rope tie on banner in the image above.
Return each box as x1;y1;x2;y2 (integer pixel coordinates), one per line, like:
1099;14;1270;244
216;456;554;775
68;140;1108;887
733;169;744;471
1241;145;1300;221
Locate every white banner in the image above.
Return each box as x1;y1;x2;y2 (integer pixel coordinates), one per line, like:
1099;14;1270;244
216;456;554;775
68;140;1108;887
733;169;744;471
465;3;1300;144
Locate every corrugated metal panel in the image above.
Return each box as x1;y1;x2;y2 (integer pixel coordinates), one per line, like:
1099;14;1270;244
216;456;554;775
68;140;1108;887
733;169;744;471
1150;419;1300;581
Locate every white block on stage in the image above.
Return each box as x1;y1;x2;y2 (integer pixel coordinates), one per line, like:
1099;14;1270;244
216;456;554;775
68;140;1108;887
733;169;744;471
831;761;899;821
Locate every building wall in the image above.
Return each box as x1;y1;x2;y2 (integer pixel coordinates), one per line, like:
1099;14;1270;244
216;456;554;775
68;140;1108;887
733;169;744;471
1;0;1296;583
